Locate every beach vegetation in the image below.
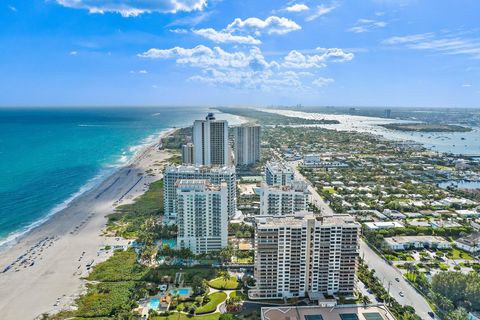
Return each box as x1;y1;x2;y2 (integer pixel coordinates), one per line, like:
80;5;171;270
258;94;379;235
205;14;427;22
107;180;175;241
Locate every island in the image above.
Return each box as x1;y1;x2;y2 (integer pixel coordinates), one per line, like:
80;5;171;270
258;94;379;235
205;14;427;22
380;123;472;132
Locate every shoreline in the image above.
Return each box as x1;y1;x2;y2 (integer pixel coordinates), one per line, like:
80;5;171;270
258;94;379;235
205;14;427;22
0;128;178;320
0;128;174;250
260;108;480;156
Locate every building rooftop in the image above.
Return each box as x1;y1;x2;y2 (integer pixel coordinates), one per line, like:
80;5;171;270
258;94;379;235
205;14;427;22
261;305;396;320
266;161;294;173
262;180;310;193
256;212;358;229
385;235;449;245
176;179;222;191
455;232;480;246
166;164;235;174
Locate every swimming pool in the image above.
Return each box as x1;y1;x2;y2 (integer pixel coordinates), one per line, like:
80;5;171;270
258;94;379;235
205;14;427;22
170;288;190;295
148;297;160;310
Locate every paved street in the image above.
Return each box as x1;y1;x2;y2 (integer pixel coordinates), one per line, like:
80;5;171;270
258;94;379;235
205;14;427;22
360;240;434;320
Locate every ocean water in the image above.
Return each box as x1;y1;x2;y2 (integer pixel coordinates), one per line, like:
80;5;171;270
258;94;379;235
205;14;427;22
0;107;242;246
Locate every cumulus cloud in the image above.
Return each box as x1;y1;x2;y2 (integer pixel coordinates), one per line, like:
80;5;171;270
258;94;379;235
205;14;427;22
139;45;352;91
285;4;309;12
193;28;261;45
282;48;354;68
55;0;206;17
193;16;301;45
306;3;338;22
313;77;334;87
226;16;301;35
383;32;480;59
347;19;387;33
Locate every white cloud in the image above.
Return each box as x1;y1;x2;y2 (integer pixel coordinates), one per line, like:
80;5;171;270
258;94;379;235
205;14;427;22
306;3;338;22
69;51;78;55
382;33;433;45
462;84;472;87
193;28;261;45
8;5;17;12
347;19;387;33
192;16;300;45
226;16;301;35
285;4;309;12
313;77;334;87
383;32;480;59
169;28;188;34
139;45;352;91
55;0;206;17
139;45;277;70
139;70;148;74
282;48;354;68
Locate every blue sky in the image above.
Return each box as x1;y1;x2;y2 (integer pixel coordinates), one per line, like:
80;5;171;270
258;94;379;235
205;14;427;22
1;0;479;107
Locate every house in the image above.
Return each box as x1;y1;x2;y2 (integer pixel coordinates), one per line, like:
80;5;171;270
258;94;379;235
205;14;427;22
364;221;404;230
384;236;451;251
456;210;480;218
455;233;480;253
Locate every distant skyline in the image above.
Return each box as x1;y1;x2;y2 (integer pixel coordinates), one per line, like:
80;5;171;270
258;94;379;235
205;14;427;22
1;0;479;107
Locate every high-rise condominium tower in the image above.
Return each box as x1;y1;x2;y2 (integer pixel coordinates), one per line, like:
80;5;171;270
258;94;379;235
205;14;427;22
233;125;261;166
250;213;360;299
265;161;295;186
163;165;237;223
259;181;310;215
176;179;228;254
193;113;229;166
181;143;194;165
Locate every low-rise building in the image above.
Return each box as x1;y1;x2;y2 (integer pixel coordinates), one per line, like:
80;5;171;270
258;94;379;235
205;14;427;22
456;210;480;218
364;221;404;230
261;304;396;320
384;236;451;251
455;233;480;253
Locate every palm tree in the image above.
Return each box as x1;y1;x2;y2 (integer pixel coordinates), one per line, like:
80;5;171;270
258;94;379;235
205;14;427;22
361;295;371;306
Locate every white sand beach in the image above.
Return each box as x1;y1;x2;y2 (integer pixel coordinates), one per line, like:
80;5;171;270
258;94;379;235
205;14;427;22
0;129;177;320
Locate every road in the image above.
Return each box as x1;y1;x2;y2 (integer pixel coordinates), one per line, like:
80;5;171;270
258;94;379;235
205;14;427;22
288;157;434;319
360;240;434;319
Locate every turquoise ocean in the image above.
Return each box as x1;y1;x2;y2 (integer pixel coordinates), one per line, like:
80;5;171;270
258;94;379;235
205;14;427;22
0;107;242;246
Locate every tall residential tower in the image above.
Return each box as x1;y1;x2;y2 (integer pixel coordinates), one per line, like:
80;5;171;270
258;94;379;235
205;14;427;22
164;165;237;223
193;113;230;166
250;213;360;299
233;125;261;166
176;179;228;254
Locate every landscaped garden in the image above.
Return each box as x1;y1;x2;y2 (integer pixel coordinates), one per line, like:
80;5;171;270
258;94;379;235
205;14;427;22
195;292;228;314
208;276;239;290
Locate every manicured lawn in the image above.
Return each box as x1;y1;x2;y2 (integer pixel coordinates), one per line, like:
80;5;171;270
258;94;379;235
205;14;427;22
195;292;227;314
446;248;473;260
323;187;336;194
208;276;239;290
152;312;221;320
